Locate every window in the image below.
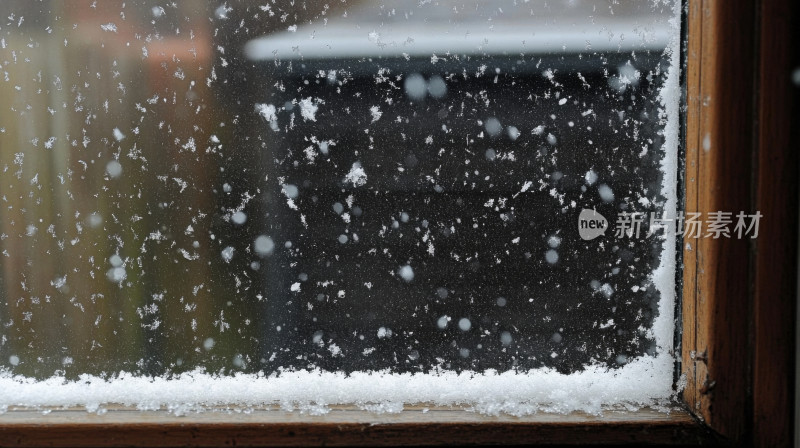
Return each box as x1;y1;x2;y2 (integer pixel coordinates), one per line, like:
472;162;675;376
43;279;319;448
0;0;795;446
1;0;680;409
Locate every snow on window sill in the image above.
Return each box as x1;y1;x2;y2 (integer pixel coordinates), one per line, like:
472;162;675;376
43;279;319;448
0;354;675;417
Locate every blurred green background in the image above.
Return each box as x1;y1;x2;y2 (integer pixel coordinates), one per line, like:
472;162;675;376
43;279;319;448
0;0;350;378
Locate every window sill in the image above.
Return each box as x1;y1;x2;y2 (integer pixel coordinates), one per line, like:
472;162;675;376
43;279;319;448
0;406;718;446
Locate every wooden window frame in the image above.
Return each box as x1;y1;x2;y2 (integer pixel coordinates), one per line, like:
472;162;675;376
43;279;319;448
0;0;796;445
681;0;797;445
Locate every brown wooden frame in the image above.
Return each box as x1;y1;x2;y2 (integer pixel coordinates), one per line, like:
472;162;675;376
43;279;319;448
0;0;797;446
681;0;798;445
0;407;716;447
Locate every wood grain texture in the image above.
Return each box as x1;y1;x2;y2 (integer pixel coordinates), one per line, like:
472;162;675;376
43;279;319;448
681;0;702;417
752;0;799;446
683;0;799;444
0;408;717;447
684;0;756;442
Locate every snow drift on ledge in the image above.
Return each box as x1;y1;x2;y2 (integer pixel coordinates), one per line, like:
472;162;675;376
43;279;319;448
0;354;676;416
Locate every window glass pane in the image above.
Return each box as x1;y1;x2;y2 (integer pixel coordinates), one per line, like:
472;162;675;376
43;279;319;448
0;0;681;411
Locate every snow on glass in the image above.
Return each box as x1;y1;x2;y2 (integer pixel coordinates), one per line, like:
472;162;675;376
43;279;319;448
0;0;681;415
